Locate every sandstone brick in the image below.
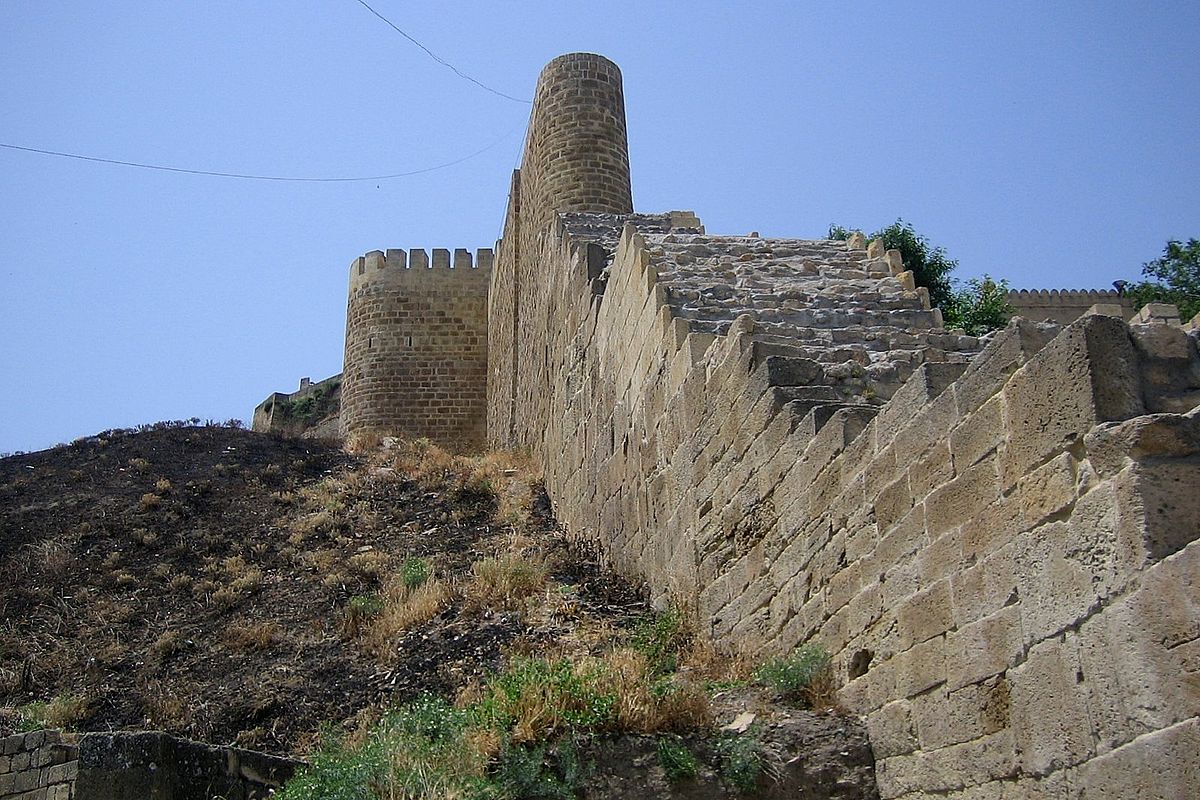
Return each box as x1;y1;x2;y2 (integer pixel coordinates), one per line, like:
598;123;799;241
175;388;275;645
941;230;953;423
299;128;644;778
825;560;863;615
44;761;77;784
953;317;1060;416
869;504;927;580
946;605;1023;691
1120;458;1200;561
950;393;1006;472
1077;717;1199;799
1000;315;1142;488
877;363;966;452
875;474;914;536
880;558;921;609
1010;640;1094;776
892;391;960;467
895;635;947;698
1013;452;1079;529
868;700;919;758
1014;519;1127;646
949;541;1018;627
925;457;1000;537
916;527;966;586
897;579;954;650
862;439;900;495
960;494;1021;564
844;579;884;640
1083;409;1200;478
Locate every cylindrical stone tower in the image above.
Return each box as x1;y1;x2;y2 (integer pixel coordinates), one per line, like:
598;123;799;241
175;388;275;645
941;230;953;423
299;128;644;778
488;53;635;449
341;247;492;450
520;52;634;231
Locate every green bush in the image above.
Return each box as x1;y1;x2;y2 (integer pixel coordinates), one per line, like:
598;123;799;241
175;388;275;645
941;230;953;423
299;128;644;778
276;696;490;800
829;220;1012;334
630;608;691;676
944;274;1013;336
472;657;616;737
493;740;589;800
714;727;763;794
753;643;832;702
400;557;430;589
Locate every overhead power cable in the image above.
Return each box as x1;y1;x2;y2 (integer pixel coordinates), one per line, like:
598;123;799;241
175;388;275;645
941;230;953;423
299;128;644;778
352;0;531;104
0;126;521;182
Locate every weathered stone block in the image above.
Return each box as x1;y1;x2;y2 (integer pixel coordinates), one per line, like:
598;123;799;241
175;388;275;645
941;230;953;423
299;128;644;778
1119;458;1200;561
867;700;919;759
1084;411;1200;478
1000;315;1142;488
1014;519;1125;646
908;439;955;505
925;457;1000;537
1013;451;1078;529
949;540;1018;627
891;390;960;465
875;474;914;536
953;317;1060;417
895;635;947;698
1077;717;1199;799
1010;640;1094;776
950;393;1006;472
876;363;966;451
946;604;1023;691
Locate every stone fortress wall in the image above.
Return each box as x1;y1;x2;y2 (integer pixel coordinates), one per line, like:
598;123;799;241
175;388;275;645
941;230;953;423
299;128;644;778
483;53;1200;799
340;247;492;450
1006;288;1135;325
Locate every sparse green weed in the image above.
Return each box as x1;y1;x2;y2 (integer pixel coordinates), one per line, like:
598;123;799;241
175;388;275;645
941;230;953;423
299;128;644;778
657;736;700;782
715;726;764;794
753;643;832;704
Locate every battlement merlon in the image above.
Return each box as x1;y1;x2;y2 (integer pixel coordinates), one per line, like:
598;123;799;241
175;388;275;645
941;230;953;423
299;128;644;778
348;247;494;292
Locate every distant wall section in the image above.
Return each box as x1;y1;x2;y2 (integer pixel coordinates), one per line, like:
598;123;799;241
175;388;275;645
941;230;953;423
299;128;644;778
1007;288;1134;325
341;247;492;451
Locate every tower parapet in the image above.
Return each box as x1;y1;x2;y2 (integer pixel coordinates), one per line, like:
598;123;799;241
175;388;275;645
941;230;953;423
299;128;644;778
341;247;492;449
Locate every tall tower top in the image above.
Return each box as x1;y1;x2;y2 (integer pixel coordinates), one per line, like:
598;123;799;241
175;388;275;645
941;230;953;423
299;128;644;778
520;52;634;233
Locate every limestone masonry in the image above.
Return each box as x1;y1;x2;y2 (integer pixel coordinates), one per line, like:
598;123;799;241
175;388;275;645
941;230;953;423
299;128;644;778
253;53;1200;798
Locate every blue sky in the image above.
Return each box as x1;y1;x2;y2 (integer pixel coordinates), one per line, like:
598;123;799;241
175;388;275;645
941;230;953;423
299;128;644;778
3;1;1198;453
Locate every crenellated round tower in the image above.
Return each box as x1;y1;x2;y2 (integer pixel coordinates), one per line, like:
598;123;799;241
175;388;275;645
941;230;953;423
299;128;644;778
340;247;492;450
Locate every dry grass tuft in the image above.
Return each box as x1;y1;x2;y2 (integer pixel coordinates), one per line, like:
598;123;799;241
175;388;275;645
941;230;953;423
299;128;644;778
153;629;186;657
224;621;281;652
34;539;72;581
138;492;162;511
463;551;547;613
345;430;383;454
595;647;713;733
347;550;390;580
361;577;452;655
17;694;90;731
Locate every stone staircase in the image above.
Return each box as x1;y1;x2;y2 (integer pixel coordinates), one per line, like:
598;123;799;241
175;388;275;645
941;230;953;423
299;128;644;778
647;233;985;403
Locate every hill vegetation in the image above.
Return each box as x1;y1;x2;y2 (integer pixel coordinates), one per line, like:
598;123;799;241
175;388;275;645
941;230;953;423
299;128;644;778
0;423;878;798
